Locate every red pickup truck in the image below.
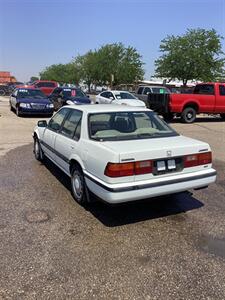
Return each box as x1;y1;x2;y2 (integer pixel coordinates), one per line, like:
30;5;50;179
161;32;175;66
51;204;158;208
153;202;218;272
148;83;225;123
30;80;58;96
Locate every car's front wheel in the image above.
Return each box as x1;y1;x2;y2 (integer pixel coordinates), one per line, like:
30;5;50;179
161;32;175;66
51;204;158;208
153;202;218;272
71;166;89;205
16;106;22;117
34;137;44;161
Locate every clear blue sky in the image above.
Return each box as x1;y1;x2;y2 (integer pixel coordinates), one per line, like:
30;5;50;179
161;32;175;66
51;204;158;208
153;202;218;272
0;0;224;81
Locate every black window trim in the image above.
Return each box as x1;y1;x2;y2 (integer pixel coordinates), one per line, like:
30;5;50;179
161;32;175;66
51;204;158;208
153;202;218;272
58;108;83;141
47;107;71;133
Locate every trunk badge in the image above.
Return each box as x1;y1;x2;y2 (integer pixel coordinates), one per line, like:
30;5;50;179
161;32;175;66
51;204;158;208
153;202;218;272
167;150;172;157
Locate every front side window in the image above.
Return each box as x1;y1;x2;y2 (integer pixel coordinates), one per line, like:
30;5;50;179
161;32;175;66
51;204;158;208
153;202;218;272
89;111;178;141
143;87;151;95
48;108;69;131
101;92;109;98
60;110;82;139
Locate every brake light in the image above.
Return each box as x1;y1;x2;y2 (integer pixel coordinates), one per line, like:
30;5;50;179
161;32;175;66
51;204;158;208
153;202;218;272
104;160;152;177
104;162;134;177
135;160;152;175
184;152;212;168
198;152;212;165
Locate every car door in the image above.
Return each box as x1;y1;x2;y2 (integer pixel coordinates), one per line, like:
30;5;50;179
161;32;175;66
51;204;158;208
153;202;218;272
107;92;115;104
98;92;109;104
41;108;70;161
54;109;83;173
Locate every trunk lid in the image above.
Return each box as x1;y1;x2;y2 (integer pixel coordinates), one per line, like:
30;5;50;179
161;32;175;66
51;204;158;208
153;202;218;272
102;135;210;181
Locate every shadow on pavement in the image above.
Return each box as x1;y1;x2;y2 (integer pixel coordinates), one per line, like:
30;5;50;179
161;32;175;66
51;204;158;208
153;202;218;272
44;157;204;227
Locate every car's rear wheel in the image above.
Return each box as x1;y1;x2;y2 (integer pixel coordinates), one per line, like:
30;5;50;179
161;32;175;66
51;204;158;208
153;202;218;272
162;113;174;122
71;166;89;205
181;107;196;123
0;89;5;96
34;137;44;161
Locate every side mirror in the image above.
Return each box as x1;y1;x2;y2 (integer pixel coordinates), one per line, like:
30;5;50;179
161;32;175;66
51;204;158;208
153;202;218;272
87;95;90;98
109;97;114;100
37;120;47;127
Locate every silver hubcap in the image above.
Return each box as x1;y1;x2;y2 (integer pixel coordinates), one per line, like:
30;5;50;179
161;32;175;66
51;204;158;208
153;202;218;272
72;174;83;199
187;112;193;119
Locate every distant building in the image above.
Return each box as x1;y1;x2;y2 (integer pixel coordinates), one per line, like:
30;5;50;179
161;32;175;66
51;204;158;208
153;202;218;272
0;71;16;84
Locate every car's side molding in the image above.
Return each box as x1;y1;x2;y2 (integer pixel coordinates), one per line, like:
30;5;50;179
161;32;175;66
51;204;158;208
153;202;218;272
40;140;70;164
84;170;217;193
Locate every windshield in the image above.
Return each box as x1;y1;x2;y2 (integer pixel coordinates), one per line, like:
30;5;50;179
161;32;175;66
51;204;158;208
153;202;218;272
63;88;86;98
114;92;136;100
17;89;46;99
89;111;178;141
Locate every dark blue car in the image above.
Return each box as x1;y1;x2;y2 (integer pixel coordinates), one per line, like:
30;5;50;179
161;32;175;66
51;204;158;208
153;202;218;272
9;88;54;117
48;87;91;111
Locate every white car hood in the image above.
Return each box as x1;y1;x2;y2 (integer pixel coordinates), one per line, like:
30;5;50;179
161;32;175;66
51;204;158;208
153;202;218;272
114;99;146;107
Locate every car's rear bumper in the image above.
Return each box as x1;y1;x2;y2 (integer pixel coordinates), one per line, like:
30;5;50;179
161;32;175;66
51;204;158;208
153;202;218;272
84;168;216;204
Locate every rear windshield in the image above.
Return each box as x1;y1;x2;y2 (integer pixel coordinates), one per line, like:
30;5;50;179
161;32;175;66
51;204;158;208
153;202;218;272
17;89;46;98
89;111;178;141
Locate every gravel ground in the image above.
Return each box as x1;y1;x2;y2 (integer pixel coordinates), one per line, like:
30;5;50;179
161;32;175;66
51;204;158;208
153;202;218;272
0;96;225;299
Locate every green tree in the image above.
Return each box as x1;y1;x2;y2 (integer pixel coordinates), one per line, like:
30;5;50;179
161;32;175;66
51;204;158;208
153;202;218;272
40;63;81;84
74;51;100;92
155;28;225;86
96;43;144;86
30;76;39;82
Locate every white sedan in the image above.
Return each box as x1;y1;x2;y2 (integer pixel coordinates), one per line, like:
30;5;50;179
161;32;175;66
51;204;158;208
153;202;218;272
95;90;145;107
33;105;216;205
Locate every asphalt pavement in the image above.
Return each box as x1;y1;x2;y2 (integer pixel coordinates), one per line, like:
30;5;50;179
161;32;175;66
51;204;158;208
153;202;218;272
0;96;225;300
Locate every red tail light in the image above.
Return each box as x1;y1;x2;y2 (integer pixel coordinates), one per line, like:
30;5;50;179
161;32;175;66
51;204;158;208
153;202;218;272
104;160;152;177
184;152;212;168
135;160;152;175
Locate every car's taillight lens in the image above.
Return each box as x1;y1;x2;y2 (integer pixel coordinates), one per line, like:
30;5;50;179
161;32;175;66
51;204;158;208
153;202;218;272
104;162;134;177
135;160;152;175
184;152;212;168
104;160;152;177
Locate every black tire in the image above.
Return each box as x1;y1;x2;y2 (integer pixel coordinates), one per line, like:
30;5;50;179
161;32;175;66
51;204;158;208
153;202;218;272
0;89;5;96
34;137;44;161
163;113;174;122
220;114;225;120
181;107;196;123
71;165;89;205
16;106;22;117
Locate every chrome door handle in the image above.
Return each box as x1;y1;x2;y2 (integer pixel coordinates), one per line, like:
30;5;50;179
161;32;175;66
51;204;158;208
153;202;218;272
71;145;75;149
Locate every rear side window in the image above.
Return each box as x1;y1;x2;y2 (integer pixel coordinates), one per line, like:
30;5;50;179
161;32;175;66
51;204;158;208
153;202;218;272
137;87;144;94
219;85;225;96
48;108;69;131
60;110;82;140
194;84;214;95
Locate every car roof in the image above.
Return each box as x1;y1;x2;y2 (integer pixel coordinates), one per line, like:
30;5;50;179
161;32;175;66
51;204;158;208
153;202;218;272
63;104;151;113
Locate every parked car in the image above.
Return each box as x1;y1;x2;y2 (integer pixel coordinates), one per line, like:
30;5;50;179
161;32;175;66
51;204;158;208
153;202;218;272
48;87;91;111
33;105;216;205
148;82;225;123
135;85;170;102
30;80;58;96
95;90;145;107
9;88;54;117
